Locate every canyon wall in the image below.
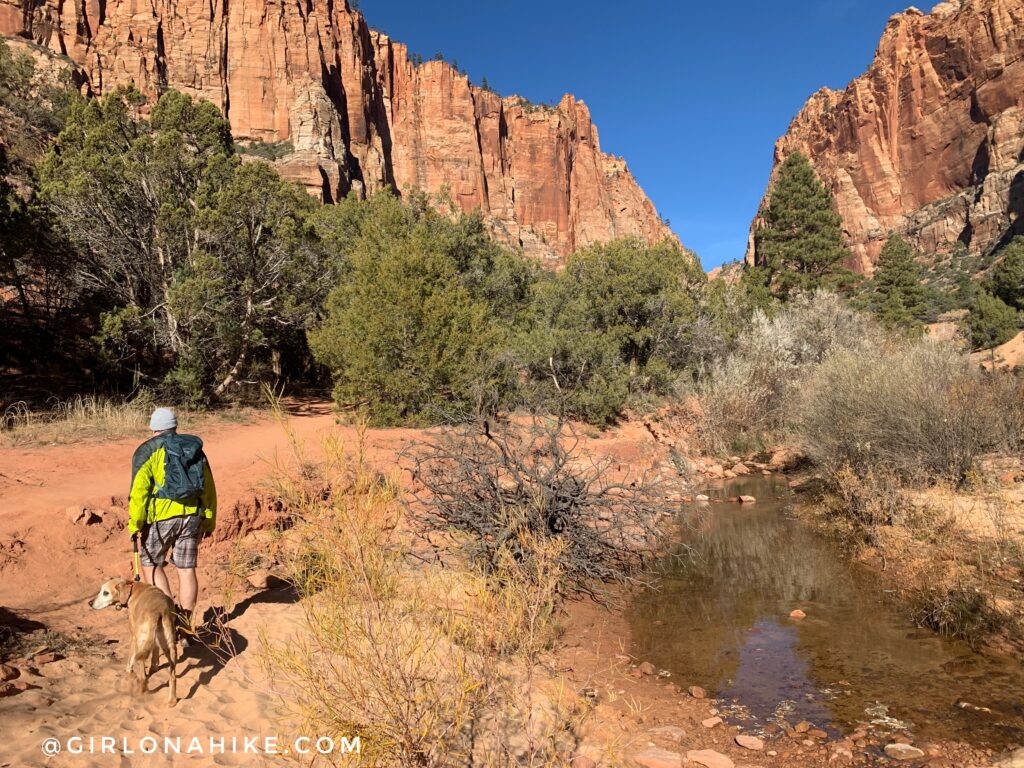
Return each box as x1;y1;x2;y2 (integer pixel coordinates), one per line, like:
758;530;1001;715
0;0;674;264
747;0;1024;273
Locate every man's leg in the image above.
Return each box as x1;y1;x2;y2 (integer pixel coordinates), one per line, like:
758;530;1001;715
177;568;198;613
143;564;172;598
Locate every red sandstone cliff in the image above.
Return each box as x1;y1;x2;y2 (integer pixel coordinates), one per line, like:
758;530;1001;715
0;1;674;264
748;0;1024;273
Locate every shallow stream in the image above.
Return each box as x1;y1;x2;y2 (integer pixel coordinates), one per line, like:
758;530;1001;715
628;475;1024;746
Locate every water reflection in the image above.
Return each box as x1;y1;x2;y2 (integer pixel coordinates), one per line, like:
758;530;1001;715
628;476;1024;745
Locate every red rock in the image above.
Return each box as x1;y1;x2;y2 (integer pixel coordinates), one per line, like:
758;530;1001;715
808;728;828;739
794;721;812;733
570;755;596;768
748;0;1024;273
32;652;63;665
730;463;750;475
688;685;707;699
0;1;678;265
789;609;807;620
0;664;18;682
0;681;29;697
633;747;683;768
701;716;723;728
735;734;764;750
685;749;735;768
737;495;756;504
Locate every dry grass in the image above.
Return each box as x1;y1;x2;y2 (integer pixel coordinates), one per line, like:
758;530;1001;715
259;419;582;767
0;393;257;446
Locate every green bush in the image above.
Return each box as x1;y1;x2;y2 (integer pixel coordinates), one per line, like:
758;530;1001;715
308;192;515;425
516;238;703;423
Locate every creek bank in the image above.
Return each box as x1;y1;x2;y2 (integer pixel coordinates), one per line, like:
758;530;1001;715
785;456;1024;658
558;591;1007;767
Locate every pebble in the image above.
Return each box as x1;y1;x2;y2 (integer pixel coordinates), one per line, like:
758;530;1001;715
701;716;723;728
688;685;707;699
808;728;828;739
735;734;764;750
633;746;683;768
884;743;925;760
794;721;812;733
685;749;734;768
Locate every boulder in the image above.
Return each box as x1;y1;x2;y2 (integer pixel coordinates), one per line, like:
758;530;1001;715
730;463;750;475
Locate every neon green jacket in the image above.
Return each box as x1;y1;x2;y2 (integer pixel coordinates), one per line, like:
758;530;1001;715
128;433;217;535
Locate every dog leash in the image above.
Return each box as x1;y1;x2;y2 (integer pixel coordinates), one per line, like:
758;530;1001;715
131;533;141;582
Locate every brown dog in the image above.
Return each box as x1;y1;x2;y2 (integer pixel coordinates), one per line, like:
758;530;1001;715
90;578;178;706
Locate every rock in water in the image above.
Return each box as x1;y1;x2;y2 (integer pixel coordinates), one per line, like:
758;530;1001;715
735;734;764;750
738;495;756;504
789;609;807;620
884;744;925;760
633;747;683;768
686;749;735;768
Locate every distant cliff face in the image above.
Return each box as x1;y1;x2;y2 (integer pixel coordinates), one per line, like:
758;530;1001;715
0;1;675;264
748;0;1024;273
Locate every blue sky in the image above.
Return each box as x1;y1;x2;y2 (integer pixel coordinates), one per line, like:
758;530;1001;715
358;0;912;269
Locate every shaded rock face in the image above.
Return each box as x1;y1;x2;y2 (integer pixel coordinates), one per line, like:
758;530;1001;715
748;0;1024;273
0;0;673;264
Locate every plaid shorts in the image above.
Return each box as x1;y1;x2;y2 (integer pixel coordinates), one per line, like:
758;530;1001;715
139;514;202;569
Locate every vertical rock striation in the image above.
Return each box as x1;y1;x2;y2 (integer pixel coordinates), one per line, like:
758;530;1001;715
748;0;1024;273
0;0;674;263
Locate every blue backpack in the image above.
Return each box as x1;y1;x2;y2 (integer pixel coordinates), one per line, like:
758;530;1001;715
153;433;207;503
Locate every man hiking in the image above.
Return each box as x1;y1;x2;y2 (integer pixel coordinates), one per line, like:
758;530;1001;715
129;407;216;643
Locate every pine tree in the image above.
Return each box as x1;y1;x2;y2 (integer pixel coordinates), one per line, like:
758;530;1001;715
869;234;928;330
754;152;852;298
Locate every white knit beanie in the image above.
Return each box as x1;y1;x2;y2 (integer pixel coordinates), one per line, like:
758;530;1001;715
149;407;178;431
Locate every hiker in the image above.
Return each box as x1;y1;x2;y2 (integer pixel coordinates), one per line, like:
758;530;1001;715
128;407;216;640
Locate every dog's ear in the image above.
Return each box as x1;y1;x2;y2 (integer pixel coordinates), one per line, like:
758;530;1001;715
113;579;132;604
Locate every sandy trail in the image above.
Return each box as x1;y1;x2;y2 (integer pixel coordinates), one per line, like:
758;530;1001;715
0;407;416;767
0;409;664;767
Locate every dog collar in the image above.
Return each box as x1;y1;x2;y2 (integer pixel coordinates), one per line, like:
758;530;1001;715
115;582;135;611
